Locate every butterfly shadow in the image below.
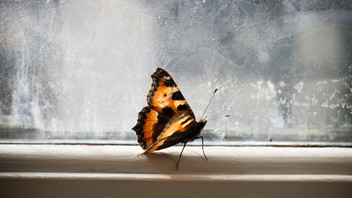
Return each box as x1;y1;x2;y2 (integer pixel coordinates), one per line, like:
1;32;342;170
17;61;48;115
143;152;177;162
138;152;183;171
139;148;209;171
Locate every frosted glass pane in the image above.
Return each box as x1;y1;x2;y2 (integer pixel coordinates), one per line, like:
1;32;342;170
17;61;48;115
0;0;351;144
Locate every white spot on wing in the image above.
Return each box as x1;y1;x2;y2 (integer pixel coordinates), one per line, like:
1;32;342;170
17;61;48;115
174;100;186;106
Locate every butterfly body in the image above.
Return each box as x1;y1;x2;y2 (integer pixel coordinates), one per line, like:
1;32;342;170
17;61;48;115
132;68;207;157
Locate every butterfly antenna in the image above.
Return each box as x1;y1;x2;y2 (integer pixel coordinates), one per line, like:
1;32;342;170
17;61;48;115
200;88;218;120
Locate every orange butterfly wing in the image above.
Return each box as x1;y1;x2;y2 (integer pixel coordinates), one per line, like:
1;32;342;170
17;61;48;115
132;106;169;149
133;68;204;153
142;113;197;154
147;68;195;118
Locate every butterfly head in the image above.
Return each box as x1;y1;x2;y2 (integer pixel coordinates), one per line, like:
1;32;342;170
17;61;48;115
198;119;207;130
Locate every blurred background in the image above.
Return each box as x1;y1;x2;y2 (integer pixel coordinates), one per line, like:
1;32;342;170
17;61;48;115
0;0;351;144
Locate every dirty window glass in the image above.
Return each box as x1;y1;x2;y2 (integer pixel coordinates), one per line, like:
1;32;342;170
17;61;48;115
0;0;351;144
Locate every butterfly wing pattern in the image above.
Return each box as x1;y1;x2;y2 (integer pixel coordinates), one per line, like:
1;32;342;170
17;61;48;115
132;68;207;168
147;68;195;118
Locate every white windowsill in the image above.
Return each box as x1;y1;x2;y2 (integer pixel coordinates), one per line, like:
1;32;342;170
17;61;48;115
0;145;351;198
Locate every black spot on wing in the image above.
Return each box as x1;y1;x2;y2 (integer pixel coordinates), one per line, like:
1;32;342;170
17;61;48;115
163;78;175;87
172;91;184;100
177;104;188;111
153;113;170;142
162;106;174;115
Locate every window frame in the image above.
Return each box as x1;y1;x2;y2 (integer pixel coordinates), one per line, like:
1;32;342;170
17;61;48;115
0;144;351;197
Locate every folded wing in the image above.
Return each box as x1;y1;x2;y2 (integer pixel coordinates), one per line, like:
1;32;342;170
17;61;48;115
143;113;196;154
132;106;169;149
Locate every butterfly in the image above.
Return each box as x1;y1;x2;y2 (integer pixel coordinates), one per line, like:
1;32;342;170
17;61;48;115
132;67;216;169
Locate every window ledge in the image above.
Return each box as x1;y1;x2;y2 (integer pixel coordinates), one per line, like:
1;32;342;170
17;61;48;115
0;145;351;174
0;145;351;197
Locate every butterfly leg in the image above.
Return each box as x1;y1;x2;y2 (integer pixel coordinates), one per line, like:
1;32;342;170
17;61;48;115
196;136;208;160
136;152;145;158
176;142;187;170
